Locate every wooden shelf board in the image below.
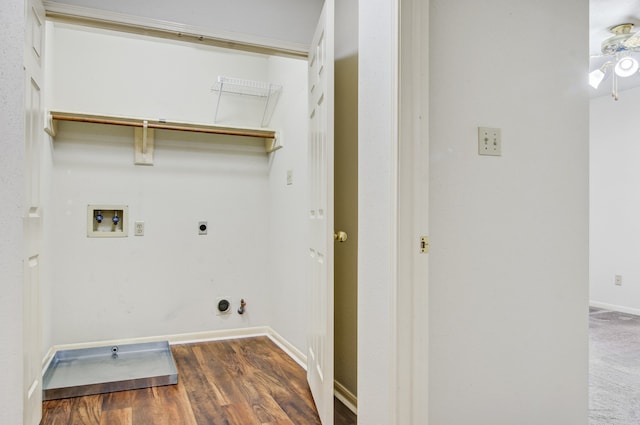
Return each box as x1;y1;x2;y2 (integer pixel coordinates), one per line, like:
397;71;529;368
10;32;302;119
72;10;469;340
49;111;277;140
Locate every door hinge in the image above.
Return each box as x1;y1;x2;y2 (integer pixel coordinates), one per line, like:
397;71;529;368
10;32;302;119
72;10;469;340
420;236;429;254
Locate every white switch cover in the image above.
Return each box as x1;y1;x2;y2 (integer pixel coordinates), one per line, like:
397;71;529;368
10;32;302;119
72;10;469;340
615;274;623;286
134;221;144;236
286;169;293;186
478;127;502;156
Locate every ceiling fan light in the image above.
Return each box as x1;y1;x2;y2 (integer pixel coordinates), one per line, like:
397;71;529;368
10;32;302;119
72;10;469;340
614;56;639;77
589;68;606;89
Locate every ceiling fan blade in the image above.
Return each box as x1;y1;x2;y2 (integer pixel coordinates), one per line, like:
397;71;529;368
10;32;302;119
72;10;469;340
623;31;640;49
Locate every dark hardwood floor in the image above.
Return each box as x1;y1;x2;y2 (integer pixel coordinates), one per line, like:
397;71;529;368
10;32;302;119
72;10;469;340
334;397;357;425
40;336;357;425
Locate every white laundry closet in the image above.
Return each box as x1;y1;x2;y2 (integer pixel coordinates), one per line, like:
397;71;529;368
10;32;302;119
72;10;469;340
44;21;310;351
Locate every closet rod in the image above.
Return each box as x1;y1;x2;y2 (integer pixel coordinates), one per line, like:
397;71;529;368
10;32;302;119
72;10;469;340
50;112;276;140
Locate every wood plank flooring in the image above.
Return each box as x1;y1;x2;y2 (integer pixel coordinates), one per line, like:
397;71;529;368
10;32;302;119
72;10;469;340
334;397;357;425
40;336;356;425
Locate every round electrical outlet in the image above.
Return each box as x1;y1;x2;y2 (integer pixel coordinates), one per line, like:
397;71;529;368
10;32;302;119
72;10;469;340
217;299;230;313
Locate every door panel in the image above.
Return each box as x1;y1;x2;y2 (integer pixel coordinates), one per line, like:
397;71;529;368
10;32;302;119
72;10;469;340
23;1;45;424
307;1;335;424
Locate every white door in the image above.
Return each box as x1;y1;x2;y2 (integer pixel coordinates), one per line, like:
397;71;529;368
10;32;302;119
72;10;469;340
307;1;335;424
23;0;45;424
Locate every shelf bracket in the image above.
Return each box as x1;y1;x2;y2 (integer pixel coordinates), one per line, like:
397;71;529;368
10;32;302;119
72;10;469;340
44;111;58;137
265;132;282;153
134;121;154;165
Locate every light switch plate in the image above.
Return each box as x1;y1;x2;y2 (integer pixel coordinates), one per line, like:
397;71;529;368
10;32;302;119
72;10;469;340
286;169;293;186
478;127;502;156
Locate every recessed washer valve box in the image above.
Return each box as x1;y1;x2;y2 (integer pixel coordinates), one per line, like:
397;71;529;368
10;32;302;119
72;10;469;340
87;205;128;238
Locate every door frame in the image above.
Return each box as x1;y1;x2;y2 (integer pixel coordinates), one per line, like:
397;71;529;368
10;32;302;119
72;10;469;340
37;2;430;423
23;0;46;424
397;0;429;423
358;0;428;423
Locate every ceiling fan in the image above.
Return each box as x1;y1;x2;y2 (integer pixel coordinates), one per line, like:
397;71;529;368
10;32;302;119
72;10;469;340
590;23;640;100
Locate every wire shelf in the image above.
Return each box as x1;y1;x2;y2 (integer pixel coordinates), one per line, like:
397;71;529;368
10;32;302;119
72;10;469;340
212;76;282;127
213;76;282;98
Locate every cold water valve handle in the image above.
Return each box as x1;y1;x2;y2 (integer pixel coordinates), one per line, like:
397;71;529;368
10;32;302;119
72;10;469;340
112;211;120;225
238;299;247;315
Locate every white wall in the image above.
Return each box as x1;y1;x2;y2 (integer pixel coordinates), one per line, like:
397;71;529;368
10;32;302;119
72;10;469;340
590;86;640;314
42;20;56;358
0;1;26;423
429;0;589;424
336;0;358;60
266;56;310;352
49;23;269;126
358;0;398;422
46;23;309;347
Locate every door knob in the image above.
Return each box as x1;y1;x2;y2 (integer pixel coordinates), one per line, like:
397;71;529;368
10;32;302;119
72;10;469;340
334;231;348;243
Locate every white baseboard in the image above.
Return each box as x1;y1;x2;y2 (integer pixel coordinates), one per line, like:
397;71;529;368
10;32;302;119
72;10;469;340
42;345;58;374
42;328;358;417
46;326;271;352
41;326;307;375
266;329;307;369
334;380;358;414
590;301;640;316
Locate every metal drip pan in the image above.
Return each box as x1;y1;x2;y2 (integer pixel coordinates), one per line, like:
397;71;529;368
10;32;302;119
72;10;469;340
43;341;178;400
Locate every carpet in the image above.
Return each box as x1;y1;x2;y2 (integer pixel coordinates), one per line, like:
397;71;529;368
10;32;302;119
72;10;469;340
590;307;640;425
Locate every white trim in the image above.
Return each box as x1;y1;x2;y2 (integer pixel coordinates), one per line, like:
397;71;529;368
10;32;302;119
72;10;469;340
41;326;309;377
389;0;401;422
43;1;308;58
358;0;402;421
48;326;271;351
41;326;270;371
41;345;57;376
590;301;640;316
334;380;358;413
397;0;430;423
266;329;307;369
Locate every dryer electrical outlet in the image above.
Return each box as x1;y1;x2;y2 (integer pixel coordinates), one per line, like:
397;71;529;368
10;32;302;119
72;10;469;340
216;297;232;315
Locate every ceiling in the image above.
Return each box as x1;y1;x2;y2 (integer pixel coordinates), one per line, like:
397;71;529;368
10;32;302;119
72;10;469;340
590;0;640;97
49;0;323;50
